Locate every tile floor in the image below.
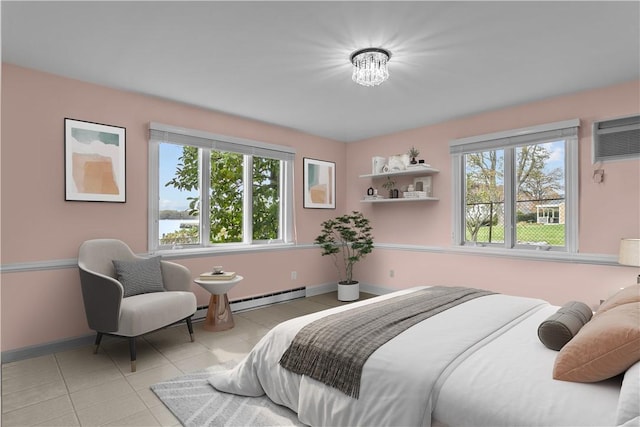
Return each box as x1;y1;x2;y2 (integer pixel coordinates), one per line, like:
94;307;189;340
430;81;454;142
1;292;374;427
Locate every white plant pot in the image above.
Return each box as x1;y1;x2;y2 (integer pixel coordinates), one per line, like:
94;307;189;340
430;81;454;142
338;281;359;302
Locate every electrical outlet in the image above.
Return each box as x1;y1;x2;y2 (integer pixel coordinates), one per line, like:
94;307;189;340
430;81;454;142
291;271;297;280
389;269;395;278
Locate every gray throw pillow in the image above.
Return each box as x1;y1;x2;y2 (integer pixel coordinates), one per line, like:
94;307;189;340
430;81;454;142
538;301;593;351
113;256;165;298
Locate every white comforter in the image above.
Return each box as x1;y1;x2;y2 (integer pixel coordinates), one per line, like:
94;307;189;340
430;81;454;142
209;287;629;426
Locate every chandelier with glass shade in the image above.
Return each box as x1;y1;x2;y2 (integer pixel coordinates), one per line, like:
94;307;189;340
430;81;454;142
350;48;391;87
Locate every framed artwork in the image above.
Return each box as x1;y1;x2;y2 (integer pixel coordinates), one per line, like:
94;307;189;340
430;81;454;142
303;157;335;209
65;118;126;202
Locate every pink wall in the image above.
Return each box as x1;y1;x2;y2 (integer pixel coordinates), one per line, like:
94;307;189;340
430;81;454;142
1;64;345;262
347;80;640;308
1;64;343;351
1;63;638;353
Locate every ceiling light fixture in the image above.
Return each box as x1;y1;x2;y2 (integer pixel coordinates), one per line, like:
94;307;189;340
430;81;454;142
350;47;391;87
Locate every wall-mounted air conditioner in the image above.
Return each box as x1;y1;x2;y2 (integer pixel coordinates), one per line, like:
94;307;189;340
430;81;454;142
592;115;640;163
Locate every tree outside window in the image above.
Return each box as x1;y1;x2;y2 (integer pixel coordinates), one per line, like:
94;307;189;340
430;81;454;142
464;141;566;248
158;144;282;247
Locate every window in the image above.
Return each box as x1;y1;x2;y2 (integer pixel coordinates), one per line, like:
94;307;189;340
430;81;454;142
450;119;579;253
148;123;295;251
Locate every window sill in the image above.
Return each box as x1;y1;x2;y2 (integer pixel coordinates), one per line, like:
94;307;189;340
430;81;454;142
151;242;307;260
448;245;617;265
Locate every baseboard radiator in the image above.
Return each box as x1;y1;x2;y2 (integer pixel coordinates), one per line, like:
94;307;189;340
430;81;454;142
193;286;307;319
231;286;307;312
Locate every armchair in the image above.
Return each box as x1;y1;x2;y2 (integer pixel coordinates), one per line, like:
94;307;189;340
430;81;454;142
78;239;197;372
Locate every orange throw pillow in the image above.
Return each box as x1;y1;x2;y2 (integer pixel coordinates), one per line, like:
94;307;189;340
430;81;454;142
596;285;640;316
553;302;640;382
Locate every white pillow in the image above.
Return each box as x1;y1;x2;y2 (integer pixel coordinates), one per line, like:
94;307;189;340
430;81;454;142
616;361;640;426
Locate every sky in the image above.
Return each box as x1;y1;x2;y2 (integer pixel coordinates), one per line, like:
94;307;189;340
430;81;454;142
159;143;197;211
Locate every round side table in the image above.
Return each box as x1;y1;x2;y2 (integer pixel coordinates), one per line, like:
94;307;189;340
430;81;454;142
194;275;243;332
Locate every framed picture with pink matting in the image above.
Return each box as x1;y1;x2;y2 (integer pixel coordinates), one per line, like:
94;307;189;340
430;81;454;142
303;157;335;209
65;118;126;202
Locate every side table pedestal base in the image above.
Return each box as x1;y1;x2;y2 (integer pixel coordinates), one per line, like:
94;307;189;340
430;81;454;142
204;293;235;331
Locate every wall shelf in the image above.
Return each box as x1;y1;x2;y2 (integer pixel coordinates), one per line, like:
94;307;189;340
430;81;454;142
360;197;439;204
360;165;439;203
359;166;440;179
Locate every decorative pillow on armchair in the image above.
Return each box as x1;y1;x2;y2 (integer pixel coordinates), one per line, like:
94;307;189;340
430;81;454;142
113;256;165;297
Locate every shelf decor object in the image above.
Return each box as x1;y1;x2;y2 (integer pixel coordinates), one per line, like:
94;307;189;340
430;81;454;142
303;157;336;209
413;176;433;196
408;146;420;164
350;47;391;87
65;118;126;202
372;156;386;174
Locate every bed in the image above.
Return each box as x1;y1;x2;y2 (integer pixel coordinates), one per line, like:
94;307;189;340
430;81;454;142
209;286;640;426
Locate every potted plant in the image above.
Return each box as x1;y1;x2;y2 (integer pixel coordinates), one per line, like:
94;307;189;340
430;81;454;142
315;211;374;301
382;176;396;198
408;146;420;164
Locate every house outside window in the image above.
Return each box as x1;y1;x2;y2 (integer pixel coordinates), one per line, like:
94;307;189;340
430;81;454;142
450;119;579;253
148;123;295;252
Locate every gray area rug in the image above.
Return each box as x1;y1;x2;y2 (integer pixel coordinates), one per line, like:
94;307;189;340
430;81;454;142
151;362;305;427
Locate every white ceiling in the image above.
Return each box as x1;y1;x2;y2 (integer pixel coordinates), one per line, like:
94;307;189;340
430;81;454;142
2;1;639;142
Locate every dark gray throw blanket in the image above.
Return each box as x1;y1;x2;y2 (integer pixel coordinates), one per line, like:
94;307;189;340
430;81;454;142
279;286;494;398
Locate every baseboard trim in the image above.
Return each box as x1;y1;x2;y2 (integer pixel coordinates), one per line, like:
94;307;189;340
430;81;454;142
360;283;395;295
305;282;393;297
1;334;97;364
305;282;337;296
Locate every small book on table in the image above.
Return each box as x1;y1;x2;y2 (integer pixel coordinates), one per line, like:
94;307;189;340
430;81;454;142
198;271;236;281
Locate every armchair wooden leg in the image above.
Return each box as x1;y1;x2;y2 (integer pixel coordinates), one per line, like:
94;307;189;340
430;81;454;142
94;333;103;354
129;337;137;372
186;317;194;342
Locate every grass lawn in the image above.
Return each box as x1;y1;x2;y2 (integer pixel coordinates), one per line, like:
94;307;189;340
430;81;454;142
468;223;565;246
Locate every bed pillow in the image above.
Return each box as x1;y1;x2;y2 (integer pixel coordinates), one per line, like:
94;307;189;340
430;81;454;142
538;301;593;351
113;256;165;297
553;302;640;382
596;284;640;316
616;361;640;426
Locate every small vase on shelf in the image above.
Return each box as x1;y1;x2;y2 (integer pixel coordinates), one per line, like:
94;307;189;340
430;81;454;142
408;146;420;166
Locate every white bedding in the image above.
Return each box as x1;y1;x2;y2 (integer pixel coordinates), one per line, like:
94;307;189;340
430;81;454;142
209;287;630;426
433;303;622;426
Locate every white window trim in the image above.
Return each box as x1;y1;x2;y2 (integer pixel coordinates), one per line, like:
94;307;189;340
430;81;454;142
450;119;579;255
148;122;295;252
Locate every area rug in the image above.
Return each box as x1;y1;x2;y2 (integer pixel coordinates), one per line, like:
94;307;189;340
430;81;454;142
150;362;305;427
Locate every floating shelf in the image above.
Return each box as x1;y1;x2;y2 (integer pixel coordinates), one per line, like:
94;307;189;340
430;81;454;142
359;166;439;179
360;197;439;204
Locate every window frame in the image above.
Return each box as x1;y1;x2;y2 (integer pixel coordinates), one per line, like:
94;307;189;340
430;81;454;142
450;119;579;254
148;123;295;253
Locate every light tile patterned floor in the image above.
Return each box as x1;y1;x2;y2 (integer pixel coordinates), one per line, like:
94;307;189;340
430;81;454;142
1;292;373;426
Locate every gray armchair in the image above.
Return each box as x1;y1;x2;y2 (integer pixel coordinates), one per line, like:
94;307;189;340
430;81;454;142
78;239;197;372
